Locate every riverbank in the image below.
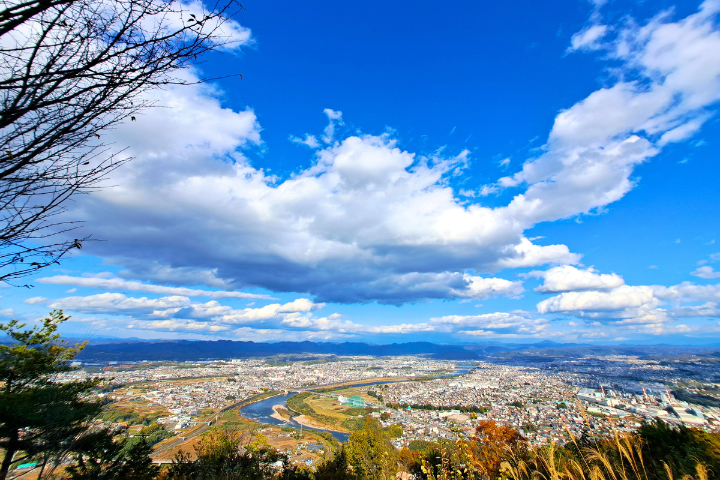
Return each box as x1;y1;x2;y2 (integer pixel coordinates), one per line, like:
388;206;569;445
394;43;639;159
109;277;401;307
270;404;292;423
283;398;352;435
292;413;351;434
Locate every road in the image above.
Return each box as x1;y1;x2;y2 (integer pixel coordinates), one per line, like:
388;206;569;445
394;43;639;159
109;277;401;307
150;391;278;460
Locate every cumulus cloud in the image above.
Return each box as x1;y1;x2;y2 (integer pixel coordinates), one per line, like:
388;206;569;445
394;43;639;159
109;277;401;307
537;285;659;315
48;293;192;315
535;273;720;332
53;2;720;306
497;3;720;223
528;265;625;293
37;275;273;299
692;266;720;279
62;86;568;304
43;293;324;328
428;312;550;336
654;282;720;303
279;311;548;338
43;288;550;339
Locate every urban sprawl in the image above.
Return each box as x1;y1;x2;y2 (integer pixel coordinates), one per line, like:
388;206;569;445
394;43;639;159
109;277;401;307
60;354;720;455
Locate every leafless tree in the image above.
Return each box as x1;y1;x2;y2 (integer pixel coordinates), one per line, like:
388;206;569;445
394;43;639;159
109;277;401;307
0;0;244;284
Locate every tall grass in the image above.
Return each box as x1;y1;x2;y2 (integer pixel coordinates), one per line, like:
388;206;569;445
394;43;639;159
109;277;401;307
499;406;712;480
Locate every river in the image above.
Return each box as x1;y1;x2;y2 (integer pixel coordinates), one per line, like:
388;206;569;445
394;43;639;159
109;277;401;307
239;392;351;442
238;364;475;443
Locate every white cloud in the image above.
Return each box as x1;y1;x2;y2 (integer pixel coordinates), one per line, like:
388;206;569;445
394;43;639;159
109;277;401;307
37;275;272;299
429;312;549;336
289;134;320;148
218;299;324;324
496;2;720;224
52;2;720;306
654;282;720;303
691;266;720;279
63;88;569;303
24;296;47;305
536;274;720;327
49;293;192;314
528;265;625;293
537;285;659;315
478;185;499;196
280;310;548;338
670;302;720;318
127;319;230;333
155;0;254;52
454;275;523;299
568;24;609;52
657;115;710;146
322;108;343;143
42;292;323;327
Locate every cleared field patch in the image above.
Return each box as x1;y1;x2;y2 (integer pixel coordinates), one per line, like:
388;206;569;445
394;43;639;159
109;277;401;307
288;393;379;432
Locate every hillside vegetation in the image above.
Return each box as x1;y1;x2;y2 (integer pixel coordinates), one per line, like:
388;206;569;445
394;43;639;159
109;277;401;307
160;418;720;480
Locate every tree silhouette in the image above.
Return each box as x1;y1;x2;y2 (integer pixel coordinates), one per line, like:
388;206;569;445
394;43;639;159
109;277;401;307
0;0;244;283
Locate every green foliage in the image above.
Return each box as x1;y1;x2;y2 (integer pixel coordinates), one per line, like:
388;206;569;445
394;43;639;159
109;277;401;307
637;419;720;479
397;419;720;480
673;388;720;408
0;311;157;480
367;390;384;402
343;406;374;416
344;418;398;480
100;407;143;425
166;427;291;480
385;423;403;438
408;440;433;452
286;393;315;415
508;400;524;408
0;311;104;480
340;416;366;431
137;423;173;447
286;393;343;429
313;448;348;480
66;431;159;480
318;431;337;443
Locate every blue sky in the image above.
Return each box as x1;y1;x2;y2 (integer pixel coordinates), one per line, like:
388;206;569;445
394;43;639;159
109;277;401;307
2;0;720;345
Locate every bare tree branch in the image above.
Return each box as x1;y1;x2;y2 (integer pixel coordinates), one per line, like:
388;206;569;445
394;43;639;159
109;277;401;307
0;0;244;283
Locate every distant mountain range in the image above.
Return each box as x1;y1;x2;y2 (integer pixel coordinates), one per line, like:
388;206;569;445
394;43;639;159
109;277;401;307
66;339;720;362
76;340;480;361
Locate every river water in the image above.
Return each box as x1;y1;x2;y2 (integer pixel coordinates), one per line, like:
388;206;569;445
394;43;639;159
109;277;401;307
240;392;351;442
238;364;474;443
